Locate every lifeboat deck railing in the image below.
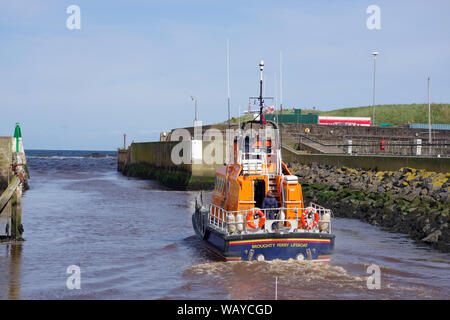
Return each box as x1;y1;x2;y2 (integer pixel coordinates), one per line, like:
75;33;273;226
208;203;332;235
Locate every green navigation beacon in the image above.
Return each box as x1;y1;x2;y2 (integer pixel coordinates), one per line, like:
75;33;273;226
14;123;22;153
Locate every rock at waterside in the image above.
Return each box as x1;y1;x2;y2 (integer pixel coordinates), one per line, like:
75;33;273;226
293;162;450;253
422;230;442;243
402;191;420;202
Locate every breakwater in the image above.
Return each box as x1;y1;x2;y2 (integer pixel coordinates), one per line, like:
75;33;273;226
282;123;450;156
288;162;450;252
118;140;221;190
0;135;28;243
282;145;450;172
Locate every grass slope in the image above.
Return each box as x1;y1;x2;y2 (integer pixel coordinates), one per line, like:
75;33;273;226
309;103;450;125
227;104;450;126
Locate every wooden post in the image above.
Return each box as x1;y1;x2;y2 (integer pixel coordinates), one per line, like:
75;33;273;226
4;201;11;237
11;152;25;241
11;185;23;240
0;175;21;213
11;191;18;239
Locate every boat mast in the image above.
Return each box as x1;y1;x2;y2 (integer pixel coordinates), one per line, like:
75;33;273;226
227;39;231;132
279;52;283;146
259;60;264;125
227;40;231;164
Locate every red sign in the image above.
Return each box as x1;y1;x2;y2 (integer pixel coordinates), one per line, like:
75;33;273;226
318;116;372;126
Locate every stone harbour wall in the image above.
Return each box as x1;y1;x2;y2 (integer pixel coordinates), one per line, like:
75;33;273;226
288;162;450;252
118;140;220;190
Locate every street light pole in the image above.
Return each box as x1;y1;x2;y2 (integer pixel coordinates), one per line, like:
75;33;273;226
191;96;198;121
280;51;283;146
428;77;432;144
227;39;231;131
372;51;378;126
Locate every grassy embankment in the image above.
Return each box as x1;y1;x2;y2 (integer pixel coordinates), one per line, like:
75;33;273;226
228;103;450;126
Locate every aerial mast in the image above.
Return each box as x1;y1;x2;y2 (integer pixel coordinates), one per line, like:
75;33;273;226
259;60;264;125
279;52;283;146
227;39;231;132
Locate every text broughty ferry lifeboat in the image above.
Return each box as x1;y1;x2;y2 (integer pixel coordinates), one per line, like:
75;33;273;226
192;61;335;263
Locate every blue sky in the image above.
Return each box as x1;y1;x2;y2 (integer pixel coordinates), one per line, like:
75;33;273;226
0;0;449;150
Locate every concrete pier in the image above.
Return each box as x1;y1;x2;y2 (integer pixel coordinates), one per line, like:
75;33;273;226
0;133;28;243
282;145;450;173
117;126;449;190
118;140;221;190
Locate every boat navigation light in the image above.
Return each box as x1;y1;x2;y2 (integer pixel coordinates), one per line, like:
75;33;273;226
259;60;264;71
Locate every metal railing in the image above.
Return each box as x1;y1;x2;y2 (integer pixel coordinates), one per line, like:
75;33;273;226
208;203;332;235
293;134;450;157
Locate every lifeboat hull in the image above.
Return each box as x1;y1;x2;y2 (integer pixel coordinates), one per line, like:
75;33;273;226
193;212;335;263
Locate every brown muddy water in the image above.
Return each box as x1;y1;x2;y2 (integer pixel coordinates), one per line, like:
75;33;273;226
0;150;449;299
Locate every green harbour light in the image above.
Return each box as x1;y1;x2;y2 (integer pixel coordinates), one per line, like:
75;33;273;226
14;123;22;153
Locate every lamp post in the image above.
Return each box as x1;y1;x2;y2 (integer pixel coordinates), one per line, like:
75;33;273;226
227;39;231;131
372;51;378;126
279;51;283;146
191;96;198;121
428;77;432;144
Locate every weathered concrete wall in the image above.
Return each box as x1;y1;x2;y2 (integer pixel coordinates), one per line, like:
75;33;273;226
283;123;450;141
283;123;450;156
1;137;13;240
130;141;187;170
0;137;13;190
117;149;128;172
118;140;223;189
1;135;28;241
175;122;450;156
282;146;450;173
178;122;450;142
118;135;449;190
